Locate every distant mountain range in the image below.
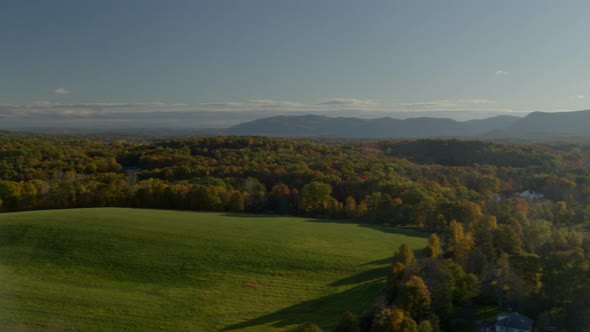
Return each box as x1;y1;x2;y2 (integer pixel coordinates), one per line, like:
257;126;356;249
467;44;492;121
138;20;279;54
225;110;590;140
6;109;590;141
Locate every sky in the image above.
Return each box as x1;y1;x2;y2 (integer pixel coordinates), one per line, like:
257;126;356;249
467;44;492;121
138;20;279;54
1;0;590;128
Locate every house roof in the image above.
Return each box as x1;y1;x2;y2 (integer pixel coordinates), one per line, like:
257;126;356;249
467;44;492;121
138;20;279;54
496;312;533;330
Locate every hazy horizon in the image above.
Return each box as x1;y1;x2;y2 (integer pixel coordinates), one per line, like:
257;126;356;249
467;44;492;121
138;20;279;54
1;108;534;130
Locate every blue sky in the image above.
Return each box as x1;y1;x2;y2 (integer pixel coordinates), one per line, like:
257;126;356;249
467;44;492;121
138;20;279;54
1;0;590;127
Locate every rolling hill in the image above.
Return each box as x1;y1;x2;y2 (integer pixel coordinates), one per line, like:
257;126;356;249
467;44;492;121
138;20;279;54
0;208;426;331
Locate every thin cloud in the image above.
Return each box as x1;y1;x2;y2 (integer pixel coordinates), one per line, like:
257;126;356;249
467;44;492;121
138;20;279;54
53;88;70;95
27;101;187;109
314;98;377;108
200;98;381;112
399;99;494;109
201;100;306;109
576;95;585;99
0;98;386;121
0;101;189;118
495;70;509;76
0;98;537;124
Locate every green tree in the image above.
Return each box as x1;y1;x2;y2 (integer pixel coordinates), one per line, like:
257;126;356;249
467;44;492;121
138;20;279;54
190;185;223;211
445;260;479;305
426;214;447;232
227;191;245;212
363;192;393;222
396;276;432;321
299;181;337;215
494;224;521;255
418;321;433;332
416;259;453;318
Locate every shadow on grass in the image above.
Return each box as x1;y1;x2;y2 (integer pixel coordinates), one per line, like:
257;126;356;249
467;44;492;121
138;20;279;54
220;279;384;331
222;212;428;239
328;265;389;286
217;213;426;330
222;212;293;219
360;257;392;266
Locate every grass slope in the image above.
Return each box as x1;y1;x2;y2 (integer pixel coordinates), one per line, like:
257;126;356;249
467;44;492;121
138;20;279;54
0;208;426;331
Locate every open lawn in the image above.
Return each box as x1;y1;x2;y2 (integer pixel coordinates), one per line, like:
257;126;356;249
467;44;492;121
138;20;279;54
0;208;426;331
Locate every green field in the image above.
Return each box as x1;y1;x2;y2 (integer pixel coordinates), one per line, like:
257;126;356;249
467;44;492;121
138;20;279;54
0;208;426;331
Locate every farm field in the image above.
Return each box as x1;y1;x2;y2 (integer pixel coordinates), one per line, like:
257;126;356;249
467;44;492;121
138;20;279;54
0;208;426;331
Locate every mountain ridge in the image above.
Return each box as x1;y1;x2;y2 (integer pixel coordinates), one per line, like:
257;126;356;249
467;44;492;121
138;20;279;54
226;114;520;138
224;110;590;139
226;110;590;139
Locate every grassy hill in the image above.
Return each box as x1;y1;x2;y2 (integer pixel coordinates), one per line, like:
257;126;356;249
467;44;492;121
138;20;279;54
0;208;426;331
